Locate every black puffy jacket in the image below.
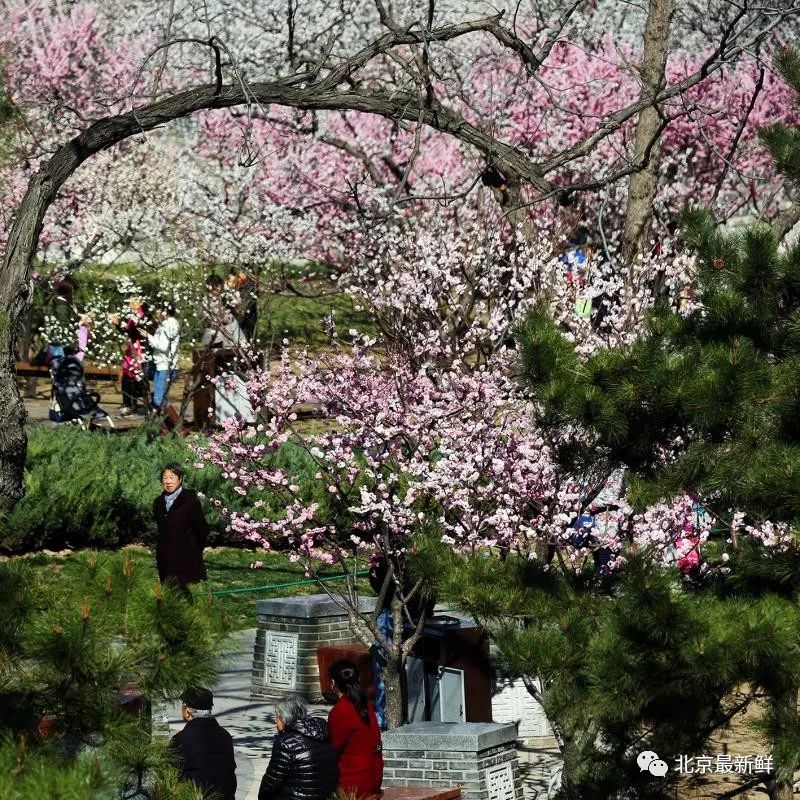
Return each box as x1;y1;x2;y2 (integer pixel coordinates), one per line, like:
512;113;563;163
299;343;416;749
258;717;339;800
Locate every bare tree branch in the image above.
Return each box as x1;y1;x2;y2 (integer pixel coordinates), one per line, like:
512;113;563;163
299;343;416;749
773;203;800;243
318;132;386;185
710;64;765;208
485;0;585;75
151;0;177;98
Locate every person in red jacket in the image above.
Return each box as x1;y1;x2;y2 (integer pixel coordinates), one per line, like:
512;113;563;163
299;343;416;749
327;660;384;800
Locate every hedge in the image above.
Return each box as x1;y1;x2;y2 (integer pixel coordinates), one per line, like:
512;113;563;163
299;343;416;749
1;425;319;553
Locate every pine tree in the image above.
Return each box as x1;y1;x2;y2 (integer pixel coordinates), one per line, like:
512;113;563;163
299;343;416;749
434;541;762;800
521;49;800;523
0;551;229;799
439;49;800;800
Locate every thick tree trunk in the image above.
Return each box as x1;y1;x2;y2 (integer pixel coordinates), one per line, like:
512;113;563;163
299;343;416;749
553;735;587;800
0;317;27;515
621;0;676;265
344;593;407;730
0;158;84;513
383;657;405;730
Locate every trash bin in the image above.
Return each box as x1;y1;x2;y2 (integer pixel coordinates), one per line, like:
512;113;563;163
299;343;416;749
407;616;492;723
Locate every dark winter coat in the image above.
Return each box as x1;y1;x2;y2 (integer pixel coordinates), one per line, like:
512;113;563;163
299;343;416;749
153;488;209;587
328;697;383;799
169;716;237;800
258;717;339;800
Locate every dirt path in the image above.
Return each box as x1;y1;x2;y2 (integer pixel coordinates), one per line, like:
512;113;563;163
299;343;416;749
19;371;194;429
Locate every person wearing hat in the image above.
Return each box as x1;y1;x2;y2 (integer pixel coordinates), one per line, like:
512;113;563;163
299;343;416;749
169;687;237;800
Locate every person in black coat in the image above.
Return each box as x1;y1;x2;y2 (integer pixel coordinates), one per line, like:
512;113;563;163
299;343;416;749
153;462;209;588
170;687;237;800
259;693;339;800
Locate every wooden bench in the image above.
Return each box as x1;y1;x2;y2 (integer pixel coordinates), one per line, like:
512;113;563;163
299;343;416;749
15;362;119;382
382;788;461;800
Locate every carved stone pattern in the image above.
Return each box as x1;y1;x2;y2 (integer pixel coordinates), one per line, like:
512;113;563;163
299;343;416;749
265;632;299;689
485;762;516;800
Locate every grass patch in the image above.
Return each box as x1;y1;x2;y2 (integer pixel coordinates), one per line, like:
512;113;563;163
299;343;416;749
14;546;368;631
204;547;369;628
261;292;375;347
3;426;326;553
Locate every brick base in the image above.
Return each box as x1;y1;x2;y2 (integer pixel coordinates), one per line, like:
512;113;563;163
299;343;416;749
251;594;375;701
382;722;522;800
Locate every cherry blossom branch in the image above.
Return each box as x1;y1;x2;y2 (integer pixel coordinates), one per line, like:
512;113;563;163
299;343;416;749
538;7;795;175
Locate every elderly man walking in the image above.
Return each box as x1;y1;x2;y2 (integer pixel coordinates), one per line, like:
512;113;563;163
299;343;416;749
170;687;237;800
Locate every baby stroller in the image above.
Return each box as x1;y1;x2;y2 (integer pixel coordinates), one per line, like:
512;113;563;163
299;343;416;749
49;351;115;429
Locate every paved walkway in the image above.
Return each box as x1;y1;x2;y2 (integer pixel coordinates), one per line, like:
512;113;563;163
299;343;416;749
160;629;329;800
158;629;561;800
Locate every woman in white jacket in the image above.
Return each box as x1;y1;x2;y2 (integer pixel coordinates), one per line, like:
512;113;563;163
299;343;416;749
149;304;181;411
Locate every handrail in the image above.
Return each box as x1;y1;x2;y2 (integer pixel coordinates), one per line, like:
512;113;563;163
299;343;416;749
212;569;369;597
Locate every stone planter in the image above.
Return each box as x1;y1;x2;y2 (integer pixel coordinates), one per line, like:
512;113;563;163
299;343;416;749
381;722;523;800
251;593;376;701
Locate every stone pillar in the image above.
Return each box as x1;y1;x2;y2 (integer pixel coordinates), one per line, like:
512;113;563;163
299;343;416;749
251;593;375;701
382;722;523;800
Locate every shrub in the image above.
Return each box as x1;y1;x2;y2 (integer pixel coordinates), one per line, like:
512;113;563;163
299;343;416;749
2;425;319;553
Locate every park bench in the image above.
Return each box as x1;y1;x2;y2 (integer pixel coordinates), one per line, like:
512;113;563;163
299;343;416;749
15;361;119;382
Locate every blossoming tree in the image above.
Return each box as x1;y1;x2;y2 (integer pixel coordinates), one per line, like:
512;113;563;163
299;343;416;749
195;342;565;727
2;0;799;514
191;193;708;730
473;51;800;800
196;43;800;797
0;5;798;791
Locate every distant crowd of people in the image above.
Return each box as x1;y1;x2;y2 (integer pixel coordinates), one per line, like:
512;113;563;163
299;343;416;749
40;269;258;419
171;661;383;800
117;298;181;416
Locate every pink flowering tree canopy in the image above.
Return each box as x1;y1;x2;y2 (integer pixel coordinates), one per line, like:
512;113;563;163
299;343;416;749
0;0;798;273
519;52;800;572
3;0;797;579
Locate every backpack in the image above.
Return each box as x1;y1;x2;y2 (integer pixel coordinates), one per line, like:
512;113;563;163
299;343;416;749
44;343;66;369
